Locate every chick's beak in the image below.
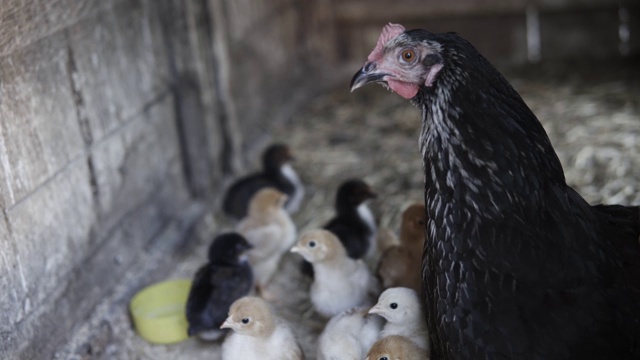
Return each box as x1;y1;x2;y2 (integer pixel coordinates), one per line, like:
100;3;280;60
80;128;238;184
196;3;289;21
290;244;301;254
220;317;234;330
368;303;382;315
350;62;389;92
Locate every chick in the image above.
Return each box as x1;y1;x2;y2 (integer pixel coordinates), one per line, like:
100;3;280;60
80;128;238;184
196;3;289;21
376;203;425;292
185;232;253;340
221;296;304;360
376;227;400;254
324;179;378;260
366;335;429;360
236;188;296;294
223;143;305;220
317;307;383;360
368;287;429;352
301;179;378;277
291;229;379;317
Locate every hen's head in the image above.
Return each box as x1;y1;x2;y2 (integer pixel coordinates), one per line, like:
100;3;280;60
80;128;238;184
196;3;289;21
350;23;444;100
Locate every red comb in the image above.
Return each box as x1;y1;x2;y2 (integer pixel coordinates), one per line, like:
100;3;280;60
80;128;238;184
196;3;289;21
368;23;406;62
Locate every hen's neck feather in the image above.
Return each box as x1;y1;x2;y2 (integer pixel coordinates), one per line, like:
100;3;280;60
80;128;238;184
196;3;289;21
414;34;566;220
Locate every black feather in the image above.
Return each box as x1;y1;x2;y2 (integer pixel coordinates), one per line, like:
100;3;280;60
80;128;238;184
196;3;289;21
185;233;253;338
380;30;640;359
222;143;299;220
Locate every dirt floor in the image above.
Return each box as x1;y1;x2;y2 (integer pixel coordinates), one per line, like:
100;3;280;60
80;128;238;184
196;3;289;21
57;61;640;359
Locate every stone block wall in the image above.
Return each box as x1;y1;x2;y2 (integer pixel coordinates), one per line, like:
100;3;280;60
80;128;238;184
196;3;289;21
0;0;333;358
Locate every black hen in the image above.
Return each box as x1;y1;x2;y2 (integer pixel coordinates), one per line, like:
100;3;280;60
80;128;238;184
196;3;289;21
186;232;253;340
222;143;304;220
351;23;640;359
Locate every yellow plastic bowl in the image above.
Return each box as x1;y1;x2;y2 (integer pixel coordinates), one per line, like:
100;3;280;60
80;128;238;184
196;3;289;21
129;279;193;344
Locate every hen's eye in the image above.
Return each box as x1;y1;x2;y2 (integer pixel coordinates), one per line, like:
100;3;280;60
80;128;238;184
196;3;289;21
402;49;415;61
241;318;250;324
309;241;316;248
390;303;398;309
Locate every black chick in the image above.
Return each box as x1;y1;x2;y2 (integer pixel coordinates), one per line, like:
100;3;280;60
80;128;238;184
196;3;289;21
222;143;305;221
186;232;253;340
324;179;378;259
301;179;377;277
352;23;640;359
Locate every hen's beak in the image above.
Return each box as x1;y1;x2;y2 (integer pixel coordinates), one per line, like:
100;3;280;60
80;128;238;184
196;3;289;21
350;62;388;92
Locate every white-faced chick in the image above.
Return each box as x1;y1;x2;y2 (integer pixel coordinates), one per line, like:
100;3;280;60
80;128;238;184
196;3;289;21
317;307;383;360
220;296;304;360
236;188;296;294
366;335;429;360
291;229;379;318
376;203;425;292
368;287;430;352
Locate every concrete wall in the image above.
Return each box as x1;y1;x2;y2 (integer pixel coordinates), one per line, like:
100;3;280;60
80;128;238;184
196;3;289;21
0;0;333;358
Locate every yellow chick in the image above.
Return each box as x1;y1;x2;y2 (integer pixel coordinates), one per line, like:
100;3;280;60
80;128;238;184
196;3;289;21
220;296;304;360
366;335;429;360
236;188;296;294
291;229;379;318
376;203;426;292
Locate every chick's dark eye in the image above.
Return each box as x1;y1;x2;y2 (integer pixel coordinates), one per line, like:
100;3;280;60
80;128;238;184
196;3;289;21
309;241;316;248
402;49;415;61
380;357;388;360
390;303;398;309
241;318;249;324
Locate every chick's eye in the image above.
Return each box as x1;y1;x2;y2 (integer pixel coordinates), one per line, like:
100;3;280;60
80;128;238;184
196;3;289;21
380;357;388;360
309;241;316;248
241;318;250;324
390;303;398;309
401;49;415;62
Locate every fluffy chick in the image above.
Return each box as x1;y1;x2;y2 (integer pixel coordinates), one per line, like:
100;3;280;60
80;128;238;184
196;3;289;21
236;188;296;293
291;229;379;317
376;227;400;254
376;203;425;292
324;179;378;260
317;307;383;360
221;296;304;360
366;335;429;360
369;287;429;352
186;233;254;340
222;143;305;220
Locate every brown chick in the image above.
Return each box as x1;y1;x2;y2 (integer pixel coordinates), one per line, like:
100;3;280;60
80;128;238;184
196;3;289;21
236;188;296;295
366;335;429;360
376;203;426;292
376;227;400;254
221;296;304;360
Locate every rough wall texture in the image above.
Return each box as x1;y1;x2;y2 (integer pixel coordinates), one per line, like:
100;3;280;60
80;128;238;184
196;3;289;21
0;0;333;358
